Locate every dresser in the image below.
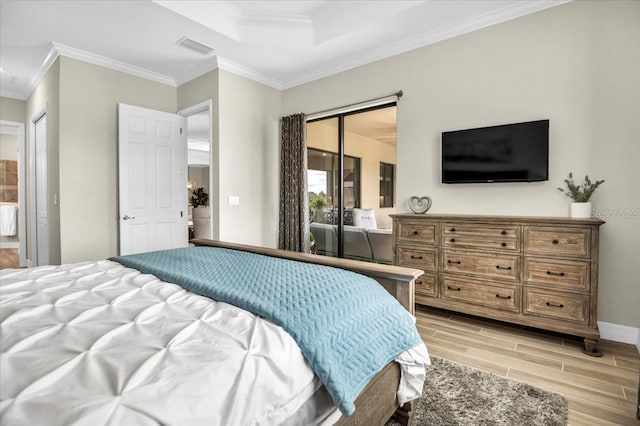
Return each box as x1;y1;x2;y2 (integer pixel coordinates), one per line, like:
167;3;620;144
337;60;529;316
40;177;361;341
392;214;605;355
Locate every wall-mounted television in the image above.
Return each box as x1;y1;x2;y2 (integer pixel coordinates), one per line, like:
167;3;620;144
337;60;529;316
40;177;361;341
442;119;549;184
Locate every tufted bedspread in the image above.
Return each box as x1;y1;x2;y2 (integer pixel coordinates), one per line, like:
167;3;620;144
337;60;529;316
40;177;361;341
1;250;429;425
111;246;428;416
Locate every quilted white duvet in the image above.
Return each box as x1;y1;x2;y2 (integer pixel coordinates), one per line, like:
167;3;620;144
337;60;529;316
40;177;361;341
0;261;339;425
0;260;428;426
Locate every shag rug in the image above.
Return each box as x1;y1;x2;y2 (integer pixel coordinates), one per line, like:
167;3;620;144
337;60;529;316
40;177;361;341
388;357;567;426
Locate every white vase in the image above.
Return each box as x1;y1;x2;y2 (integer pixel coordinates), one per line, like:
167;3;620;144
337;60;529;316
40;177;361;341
570;202;592;218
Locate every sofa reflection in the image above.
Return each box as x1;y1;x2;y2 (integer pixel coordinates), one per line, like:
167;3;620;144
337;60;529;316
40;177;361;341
310;222;392;264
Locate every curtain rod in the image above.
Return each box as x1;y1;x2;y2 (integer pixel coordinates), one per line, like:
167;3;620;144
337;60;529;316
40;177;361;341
306;90;403;121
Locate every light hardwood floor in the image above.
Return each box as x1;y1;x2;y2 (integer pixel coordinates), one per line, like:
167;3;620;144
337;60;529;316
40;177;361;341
0;248;19;269
416;306;640;425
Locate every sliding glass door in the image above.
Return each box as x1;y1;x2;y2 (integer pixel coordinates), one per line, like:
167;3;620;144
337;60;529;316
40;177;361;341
307;104;396;263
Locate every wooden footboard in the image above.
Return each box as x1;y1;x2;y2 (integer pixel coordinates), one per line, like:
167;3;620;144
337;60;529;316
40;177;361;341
192;239;423;425
192;239;422;316
336;362;413;426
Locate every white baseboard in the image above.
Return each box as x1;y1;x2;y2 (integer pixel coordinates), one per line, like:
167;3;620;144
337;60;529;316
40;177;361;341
598;321;640;352
0;242;20;249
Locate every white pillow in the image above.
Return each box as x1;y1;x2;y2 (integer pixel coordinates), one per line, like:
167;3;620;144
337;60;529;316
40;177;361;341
353;208;378;229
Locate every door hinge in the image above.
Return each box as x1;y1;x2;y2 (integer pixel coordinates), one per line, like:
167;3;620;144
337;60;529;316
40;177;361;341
180;211;183;217
180;128;183;134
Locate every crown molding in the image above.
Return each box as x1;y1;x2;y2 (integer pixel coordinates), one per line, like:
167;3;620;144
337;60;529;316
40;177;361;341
216;57;283;90
13;0;570;98
11;44;59;100
19;42;178;100
30;44;59;94
281;0;570;90
52;42;176;86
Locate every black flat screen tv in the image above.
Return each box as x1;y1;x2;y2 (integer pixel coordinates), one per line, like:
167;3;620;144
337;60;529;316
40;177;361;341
442;119;549;184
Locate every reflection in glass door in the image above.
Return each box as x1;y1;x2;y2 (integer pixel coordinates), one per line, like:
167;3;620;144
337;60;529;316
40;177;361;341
307;117;339;257
307;105;396;263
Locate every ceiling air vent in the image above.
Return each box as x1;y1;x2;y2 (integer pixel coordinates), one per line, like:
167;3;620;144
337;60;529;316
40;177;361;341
176;37;214;55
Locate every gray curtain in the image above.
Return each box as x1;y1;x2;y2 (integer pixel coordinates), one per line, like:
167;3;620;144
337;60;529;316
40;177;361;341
279;114;310;253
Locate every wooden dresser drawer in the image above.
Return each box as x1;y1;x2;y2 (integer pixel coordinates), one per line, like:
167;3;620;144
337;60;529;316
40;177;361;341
415;273;438;297
524;258;590;291
396;246;438;271
443;250;520;282
524;289;589;324
396;221;437;245
443;223;519;251
392;213;603;354
442;277;519;312
524;226;591;258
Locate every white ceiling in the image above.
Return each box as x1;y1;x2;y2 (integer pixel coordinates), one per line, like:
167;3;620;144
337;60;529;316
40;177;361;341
319;106;398;145
0;0;568;99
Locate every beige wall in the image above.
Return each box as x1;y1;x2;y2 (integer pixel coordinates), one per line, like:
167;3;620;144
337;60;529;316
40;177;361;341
26;58;61;265
217;69;282;247
0;97;26;123
283;1;640;328
308;121;396;228
58;57;176;263
586;1;640;332
178;69;220;240
0;134;18;161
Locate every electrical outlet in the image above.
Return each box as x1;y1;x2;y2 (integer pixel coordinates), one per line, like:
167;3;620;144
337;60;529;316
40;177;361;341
229;196;240;206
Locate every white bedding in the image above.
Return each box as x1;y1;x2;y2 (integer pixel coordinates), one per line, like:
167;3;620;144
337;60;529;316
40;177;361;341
0;260;429;425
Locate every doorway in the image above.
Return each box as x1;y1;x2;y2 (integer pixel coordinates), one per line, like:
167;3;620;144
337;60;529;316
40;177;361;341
307;104;397;263
26;108;51;266
178;101;213;241
0;120;26;268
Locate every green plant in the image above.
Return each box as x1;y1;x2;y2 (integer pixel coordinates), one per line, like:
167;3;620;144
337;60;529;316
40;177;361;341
190;187;209;207
309;193;327;211
557;173;605;202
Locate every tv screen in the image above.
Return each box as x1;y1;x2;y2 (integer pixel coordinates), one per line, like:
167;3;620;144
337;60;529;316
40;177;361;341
441;119;549;184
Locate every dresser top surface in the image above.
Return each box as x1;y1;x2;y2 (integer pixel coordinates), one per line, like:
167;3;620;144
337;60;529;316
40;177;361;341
391;213;605;226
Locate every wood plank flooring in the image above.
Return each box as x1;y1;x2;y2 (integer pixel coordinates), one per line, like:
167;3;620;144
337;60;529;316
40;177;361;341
416;306;640;425
0;248;19;269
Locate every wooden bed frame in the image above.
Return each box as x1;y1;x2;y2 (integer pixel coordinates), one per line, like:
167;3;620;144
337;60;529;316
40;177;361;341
192;239;424;425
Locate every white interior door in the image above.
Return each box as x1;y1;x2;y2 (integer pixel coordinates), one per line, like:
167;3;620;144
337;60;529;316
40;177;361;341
118;104;187;255
34;113;49;266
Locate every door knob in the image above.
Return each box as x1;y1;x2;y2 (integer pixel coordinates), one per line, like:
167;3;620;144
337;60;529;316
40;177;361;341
122;215;136;220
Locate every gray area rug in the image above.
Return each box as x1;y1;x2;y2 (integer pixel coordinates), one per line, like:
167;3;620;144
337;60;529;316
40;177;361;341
388;357;567;425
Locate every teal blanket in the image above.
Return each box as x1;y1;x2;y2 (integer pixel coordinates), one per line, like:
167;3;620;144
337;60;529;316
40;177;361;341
111;247;421;416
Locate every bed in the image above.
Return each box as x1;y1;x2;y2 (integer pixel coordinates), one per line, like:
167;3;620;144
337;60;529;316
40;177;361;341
1;239;430;425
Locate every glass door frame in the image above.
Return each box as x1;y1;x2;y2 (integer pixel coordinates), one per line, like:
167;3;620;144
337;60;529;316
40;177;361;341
306;102;396;258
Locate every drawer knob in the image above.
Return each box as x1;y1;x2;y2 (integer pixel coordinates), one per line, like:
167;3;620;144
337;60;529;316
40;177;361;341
447;286;462;292
546;271;566;277
450;228;456;232
410;255;423;260
546;302;564;308
496;265;512;270
501;242;507;247
415;280;423;285
450;238;456;243
495;294;512;300
552;239;559;245
501;230;507;235
447;260;462;265
412;230;419;235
